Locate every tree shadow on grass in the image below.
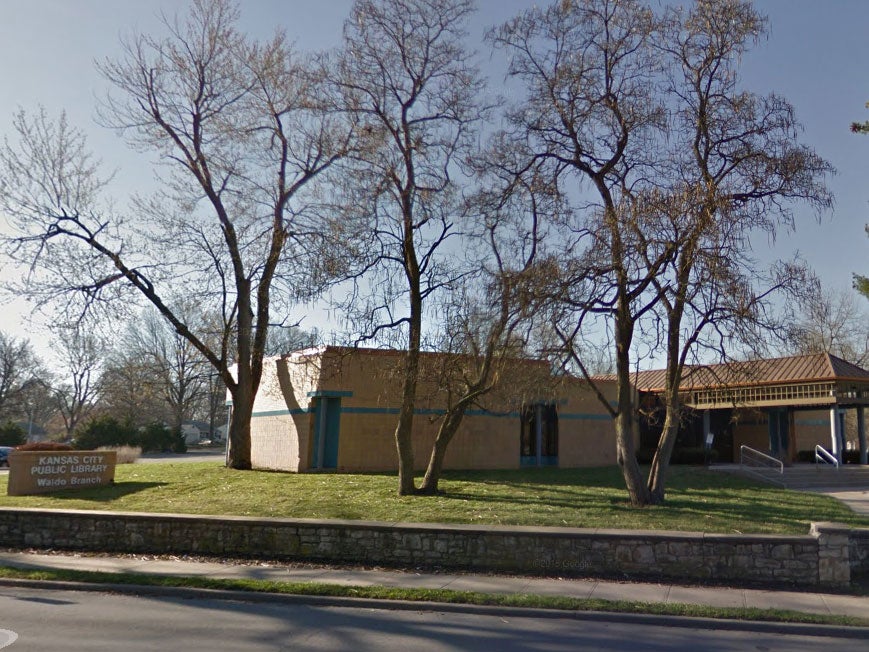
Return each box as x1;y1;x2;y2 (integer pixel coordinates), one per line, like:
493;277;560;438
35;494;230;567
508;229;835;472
41;481;167;502
421;467;869;533
419;483;639;528
443;467;628;489
661;490;869;531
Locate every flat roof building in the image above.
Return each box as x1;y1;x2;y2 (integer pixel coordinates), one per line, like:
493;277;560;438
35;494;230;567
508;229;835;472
240;349;868;472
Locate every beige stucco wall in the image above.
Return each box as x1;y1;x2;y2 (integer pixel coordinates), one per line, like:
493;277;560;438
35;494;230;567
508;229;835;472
317;348;535;472
794;410;832;454
731;410;769;460
557;378;620;468
247;347;620;473
248;352;321;472
794;408;864;454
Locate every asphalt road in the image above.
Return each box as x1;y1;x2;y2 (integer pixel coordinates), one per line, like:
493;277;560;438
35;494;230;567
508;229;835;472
0;586;864;652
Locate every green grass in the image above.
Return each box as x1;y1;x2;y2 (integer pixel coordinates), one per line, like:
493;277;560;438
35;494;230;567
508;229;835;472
2;463;867;534
0;565;866;627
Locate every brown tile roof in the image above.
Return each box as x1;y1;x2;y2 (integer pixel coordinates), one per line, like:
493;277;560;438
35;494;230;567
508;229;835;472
631;353;869;392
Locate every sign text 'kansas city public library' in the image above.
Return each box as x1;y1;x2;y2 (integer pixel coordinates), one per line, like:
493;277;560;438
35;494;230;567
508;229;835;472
6;451;117;496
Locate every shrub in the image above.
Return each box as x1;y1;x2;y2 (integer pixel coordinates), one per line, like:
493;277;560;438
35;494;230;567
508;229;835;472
796;449;865;464
15;442;74;452
671;447;718;465
96;445;141;464
137;422;186;453
796;450;815;463
0;422;26;447
74;416;138;450
173;432;187;454
635;446;718;465
843;450;865;465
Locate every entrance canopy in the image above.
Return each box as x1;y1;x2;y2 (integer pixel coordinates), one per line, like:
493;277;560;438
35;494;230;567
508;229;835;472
632;353;869;465
632;353;869;411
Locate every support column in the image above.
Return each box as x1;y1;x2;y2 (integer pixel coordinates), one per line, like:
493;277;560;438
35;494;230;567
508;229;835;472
768;409;779;456
858;406;867;465
830;407;843;464
702;410;712;448
534;404;543;468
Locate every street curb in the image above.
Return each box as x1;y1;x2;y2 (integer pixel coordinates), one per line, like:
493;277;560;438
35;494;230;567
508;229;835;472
1;577;868;640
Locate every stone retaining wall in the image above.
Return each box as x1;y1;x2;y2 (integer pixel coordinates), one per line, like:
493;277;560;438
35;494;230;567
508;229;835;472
850;527;869;581
0;508;866;588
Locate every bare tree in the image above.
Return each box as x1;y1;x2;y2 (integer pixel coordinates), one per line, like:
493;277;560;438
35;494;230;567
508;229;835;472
122;307;211;432
856;225;869;300
640;0;833;502
98;355;166;427
264;324;320;357
336;0;485;495
493;0;668;506
788;288;869;366
0;0;352;468
51;323;105;439
0;332;45;423
416;161;553;493
494;0;831;506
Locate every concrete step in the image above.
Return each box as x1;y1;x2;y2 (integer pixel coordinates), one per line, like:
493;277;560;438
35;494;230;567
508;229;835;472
734;465;869;489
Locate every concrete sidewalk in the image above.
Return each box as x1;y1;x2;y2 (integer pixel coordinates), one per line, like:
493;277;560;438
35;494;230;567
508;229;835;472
807;488;869;516
0;550;867;620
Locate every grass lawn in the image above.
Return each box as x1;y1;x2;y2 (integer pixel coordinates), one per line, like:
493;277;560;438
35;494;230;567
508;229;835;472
1;463;867;535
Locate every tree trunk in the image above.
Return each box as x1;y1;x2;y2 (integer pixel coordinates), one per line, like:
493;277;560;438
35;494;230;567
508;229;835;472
647;394;679;505
226;277;254;471
394;219;423;496
615;408;650;506
613;299;651;507
394;346;420;495
226;381;253;470
647;289;686;505
418;409;465;494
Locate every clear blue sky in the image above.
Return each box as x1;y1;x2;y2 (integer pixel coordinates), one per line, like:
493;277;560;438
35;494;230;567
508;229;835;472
0;0;867;356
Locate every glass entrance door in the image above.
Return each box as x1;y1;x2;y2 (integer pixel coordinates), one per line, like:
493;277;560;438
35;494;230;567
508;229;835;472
520;403;558;467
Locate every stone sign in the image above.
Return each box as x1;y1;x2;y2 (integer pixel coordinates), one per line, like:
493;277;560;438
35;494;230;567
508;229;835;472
6;450;117;496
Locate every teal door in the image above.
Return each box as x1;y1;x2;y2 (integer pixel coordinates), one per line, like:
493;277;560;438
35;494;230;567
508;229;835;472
313;397;341;469
520;403;559;467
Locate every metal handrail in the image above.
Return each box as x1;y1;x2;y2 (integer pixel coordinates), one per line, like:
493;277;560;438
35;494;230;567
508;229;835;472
739;445;785;487
814;445;840;469
739;445;784;474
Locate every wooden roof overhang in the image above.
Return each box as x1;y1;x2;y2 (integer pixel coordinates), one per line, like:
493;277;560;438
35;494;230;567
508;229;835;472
633;354;869;411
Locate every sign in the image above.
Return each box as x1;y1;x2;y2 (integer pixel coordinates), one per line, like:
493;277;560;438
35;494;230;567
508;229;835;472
6;450;117;496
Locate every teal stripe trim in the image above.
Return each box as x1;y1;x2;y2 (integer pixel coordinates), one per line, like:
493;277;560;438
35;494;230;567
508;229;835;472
796;419;828;426
467;409;520;418
342;406;402;415
252;406;611;421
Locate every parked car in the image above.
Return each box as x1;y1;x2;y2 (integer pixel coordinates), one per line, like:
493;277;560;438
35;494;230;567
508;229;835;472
0;446;12;468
